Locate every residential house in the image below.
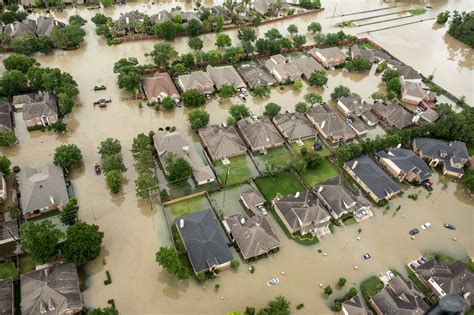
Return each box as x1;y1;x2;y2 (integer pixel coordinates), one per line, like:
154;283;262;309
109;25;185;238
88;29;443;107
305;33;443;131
0;220;19;246
371;275;429;315
416;259;473;311
0;279;13;315
17;164;69;219
177;71;215;94
264;54;302;83
3;19;36;38
371;101;415;130
206;65;246;90
224;213;280;260
412;138;469;179
313;176;372;219
201;6;232;24
237;117;284;153
309;47;346;68
253;0;289;16
171;10;199;24
342;295;371;315
141;72;180;102
419;107;439;123
337;93;373;117
401;81;436;106
153;130;215;185
272;112;318;143
12;93;36;110
375;148;431;183
350;44;376;63
240;188;266;216
292;55;324;80
237;65;276;89
344;155;401;203
306;104;356;143
373;50;392;63
149;10;173;25
273;190;331;237
114;11;144;36
36;16;65;37
0;174;6;203
21;262;83;315
397;65;422;83
346;116;369;136
22;92;59;127
175;209;233;274
197;124;247;161
0;103;13;132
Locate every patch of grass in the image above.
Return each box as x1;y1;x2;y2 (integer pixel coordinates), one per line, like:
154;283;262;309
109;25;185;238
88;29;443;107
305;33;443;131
19;255;35;274
408;8;427;16
405;266;436;306
255;172;305;202
424;252;456;263
0;261;16;279
342;216;357;226
169;195;210;220
301;159;339;186
255;146;293;168
360;276;384;313
291;140;332;157
214;155;256;184
361;42;376;50
467;146;474;156
336;20;355;28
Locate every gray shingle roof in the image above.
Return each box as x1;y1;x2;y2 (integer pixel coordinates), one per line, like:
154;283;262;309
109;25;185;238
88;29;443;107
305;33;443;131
237;117;284;151
292;55;324;79
338;93;373;116
342;295;371;315
376;148;432;182
36;16;64;37
240;188;266;216
177;71;215;93
22;92;58;121
142;72;179;101
273;112;318;142
350;44;375;62
21;263;83;315
176;209;233;273
3;19;36;37
0;220;19;243
114;11;144;32
0;279;13;315
237;65;276;89
0;104;13;132
306;104;356;142
198;125;247;161
397;65;421;81
206;65;246;90
372;101;414;130
345;155;401;201
149;10;172;24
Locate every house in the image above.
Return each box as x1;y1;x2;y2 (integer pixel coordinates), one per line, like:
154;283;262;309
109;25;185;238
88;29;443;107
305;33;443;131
201;6;232;24
12;93;36;110
253;0;289;16
292;55;324;80
313;176;372;219
373;50;392;63
0;103;13;132
17;164;69;219
177;71;215;94
309;47;347;68
0;174;6;203
3;19;36;38
401;81;436;106
237;65;276;89
412;138;469;179
273;190;331;237
264;54;302;83
306;104;356;143
341;295;371;315
141;72;180;102
371;275;429;315
205;65;246;90
175;209;233;274
371;101;415;130
415;259;473;311
237;117;284;153
240;188;266;216
197;124;247;161
397;65;422;83
419;107;439;123
114;11;144;36
224;213;280;260
375;148;431;183
36;16;64;37
153;130;215;185
0;279;13;315
0;220;19;246
344;155;401;203
337;93;373;117
350;44;375;63
149;10;173;25
272;112;318;142
346;116;369;136
21;262;83;315
22;92;59;128
171;10;199;24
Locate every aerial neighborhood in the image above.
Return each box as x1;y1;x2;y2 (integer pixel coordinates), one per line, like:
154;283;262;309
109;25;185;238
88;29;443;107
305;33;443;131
0;0;472;314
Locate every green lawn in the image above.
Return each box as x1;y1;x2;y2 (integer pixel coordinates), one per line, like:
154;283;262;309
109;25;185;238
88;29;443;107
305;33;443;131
301;160;339;186
168;195;211;220
467;146;474;156
255;146;293;168
361;42;376;50
291;139;332;157
408;8;426;15
214;155;257;184
360;276;384;313
19;255;35;274
255;172;305;202
0;261;16;279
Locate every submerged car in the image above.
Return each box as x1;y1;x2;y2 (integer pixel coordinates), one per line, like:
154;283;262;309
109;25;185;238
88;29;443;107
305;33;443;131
267;278;280;286
363;252;373;260
387;271;395;280
422;181;433;191
421;222;431;230
409;228;420;236
444;223;456;230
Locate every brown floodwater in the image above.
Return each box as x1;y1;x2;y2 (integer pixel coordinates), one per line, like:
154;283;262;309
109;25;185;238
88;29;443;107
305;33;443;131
0;0;473;314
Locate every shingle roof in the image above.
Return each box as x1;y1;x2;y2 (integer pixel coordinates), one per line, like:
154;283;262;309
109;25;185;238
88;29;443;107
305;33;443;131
198;125;247;161
376;148;432;182
350;44;375;62
402;81;436;102
149;10;172;24
21;263;83;315
312;47;346;60
237;117;284;151
240;188;266;216
206;65;246;90
22;92;58;121
114;10;143;31
342;295;371;315
397;65;422;81
4;19;36;37
338;93;373;116
0;279;13;315
292;55;324;78
177;71;214;93
17;164;69;214
0;220;19;243
345;155;401;201
237;65;276;89
306;104;356;142
225;213;280;260
265;55;302;79
36;16;64;37
0;104;13;132
273;112;318;141
142;72;179;101
372;101;414;130
176;209;233;273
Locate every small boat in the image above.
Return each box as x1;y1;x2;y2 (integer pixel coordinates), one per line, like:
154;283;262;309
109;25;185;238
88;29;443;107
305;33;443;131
94;81;107;91
93;98;112;108
94;162;102;175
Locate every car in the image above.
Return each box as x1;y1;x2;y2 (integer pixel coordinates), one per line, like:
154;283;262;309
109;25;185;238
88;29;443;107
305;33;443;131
387;271;395;280
241;88;249;97
444;223;456;230
410;263;417;271
267;278;280;286
422;181;433;191
257;204;267;216
239;93;247;102
205;94;211;100
409;228;420;236
363;252;373;260
174;98;182;107
421;222;431;230
361;210;368;216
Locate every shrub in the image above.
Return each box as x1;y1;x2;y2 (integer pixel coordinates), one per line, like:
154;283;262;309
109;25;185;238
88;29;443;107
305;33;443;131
12;165;20;173
104;270;112;285
296;303;304;310
231;259;240;270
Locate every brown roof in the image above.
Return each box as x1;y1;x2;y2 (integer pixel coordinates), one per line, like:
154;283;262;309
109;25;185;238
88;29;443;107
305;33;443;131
198;124;247;161
142;72;179;101
372;101;414;130
306;104;356;142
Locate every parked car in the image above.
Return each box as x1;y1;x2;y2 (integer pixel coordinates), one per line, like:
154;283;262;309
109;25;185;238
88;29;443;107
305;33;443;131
444;223;456;230
410;263;417;271
409;228;420;236
174;98;182;107
240;88;249;97
267;278;280;286
257;204;267;216
360;210;368;216
363;252;373;260
387;271;395;280
422;181;433;191
421;222;431;230
239;93;247;102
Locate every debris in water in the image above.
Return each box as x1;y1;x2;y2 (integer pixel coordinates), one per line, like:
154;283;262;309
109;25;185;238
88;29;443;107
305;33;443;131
281;271;285;275
323;252;327;256
319;283;323;287
411;236;415;240
354;266;358;270
357;236;361;241
452;237;457;241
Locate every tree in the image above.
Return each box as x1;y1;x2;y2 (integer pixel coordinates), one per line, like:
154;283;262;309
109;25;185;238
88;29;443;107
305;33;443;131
53;144;83;171
307;21;322;33
295;102;308;113
371;91;386;101
302;150;323;169
182;89;206;107
63;222;104;264
165;153;193;181
264;103;281;118
218;84;236;99
161;96;175;111
287;24;298;35
265;28;283;40
386;77;402;96
0;156;11;176
131;133;152;157
69;15;87;26
188;37;203;51
345;57;371;72
227;116;237;126
0;70;27;97
347;287;358;299
258;296;290;315
102;155;127;174
188;108;210;130
155;21;178;41
8;203;21;219
304;92;322;106
116;66;140;92
155;246;189;280
324;285;333;296
338;277;347;287
229;104;250;120
292;34;306;48
91;13;110;26
331;85;351;99
187;19;202;37
238;27;256;43
448;11;474;48
51;25;86;50
149;43;178;68
293;79;303;90
382;69;399;83
88;307;118;315
252;86;271;98
436;11;450;24
308;70;328;87
60;198;79;226
106;170;122;193
300;0;321;9
21;220;64;264
3;54;36;73
135;172;157;198
231;259;240;270
0;132;17;147
98;138;121;158
215;33;232;50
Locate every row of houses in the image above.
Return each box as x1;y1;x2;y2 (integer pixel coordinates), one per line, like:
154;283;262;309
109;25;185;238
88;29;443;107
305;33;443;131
0;16;64;39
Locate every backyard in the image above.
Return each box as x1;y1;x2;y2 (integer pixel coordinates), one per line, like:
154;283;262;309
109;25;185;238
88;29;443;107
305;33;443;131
254;172;305;202
214;155;259;185
0;260;16;279
300;159;339;186
360;276;384;312
254;146;294;170
208;184;253;218
290;139;332;158
166;195;212;222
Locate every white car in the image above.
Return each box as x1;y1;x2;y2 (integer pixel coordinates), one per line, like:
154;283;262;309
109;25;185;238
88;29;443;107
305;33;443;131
267;278;280;286
239;93;247;102
421;222;431;230
387;271;395;280
241;88;249;96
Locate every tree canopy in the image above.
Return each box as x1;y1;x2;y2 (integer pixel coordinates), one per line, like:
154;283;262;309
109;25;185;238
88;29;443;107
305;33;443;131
182;89;206;107
50;24;86;50
229;104;250;120
2;54;36;73
60;198;79;226
0;156;11;176
98;138;122;158
264;103;281;118
308;70;328;87
21;220;64;264
53;144;83;171
155;246;189;280
63;222;104;264
330;85;351;99
164;152;193;182
448;11;473;48
149;43;178;68
188;108;210;130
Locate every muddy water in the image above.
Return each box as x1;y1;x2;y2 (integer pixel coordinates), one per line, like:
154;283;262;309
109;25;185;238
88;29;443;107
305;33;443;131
0;0;472;314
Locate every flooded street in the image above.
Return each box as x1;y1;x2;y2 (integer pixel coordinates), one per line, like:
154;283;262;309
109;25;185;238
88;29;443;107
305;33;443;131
0;0;473;314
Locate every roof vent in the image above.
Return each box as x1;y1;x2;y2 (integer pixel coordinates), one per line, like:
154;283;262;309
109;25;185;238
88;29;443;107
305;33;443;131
240;218;245;225
179;219;184;229
182;146;189;155
44;268;49;277
352;160;359;169
265;135;270;142
294;191;300;198
39;300;47;314
49;196;55;204
48;297;55;311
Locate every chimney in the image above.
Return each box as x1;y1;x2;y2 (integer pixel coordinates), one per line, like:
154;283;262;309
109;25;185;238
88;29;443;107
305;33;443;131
265;135;270;142
44;268;49;277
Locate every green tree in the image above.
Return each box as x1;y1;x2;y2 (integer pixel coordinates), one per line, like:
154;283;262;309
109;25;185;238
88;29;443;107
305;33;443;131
237;27;256;43
8;204;21;219
448;11;474;47
338;277;347;287
300;0;321;9
60;198;79;226
101;155;127;174
231;259;240;270
51;25;86;50
295;102;308;113
0;156;11;176
3;54;36;73
69;15;87;26
135;172;157;198
346;57;371;72
188;37;203;51
292;34;306;48
0;131;17;147
182;89;206;107
131;133;152;157
324;285;333;296
0;70;27;97
287;24;298;35
436;11;450;24
165;152;193;181
187;19;203;37
155;21;178;41
371;91;386;101
21;220;64;264
11;34;38;55
155;246;189;280
98;138;121;158
88;307;118;315
106;170;122;193
258;296;291;315
91;13;110;26
229;104;250;120
252;86;271;98
149;43;178;68
331;85;351;99
217;84;236;99
264;103;281;118
382;69;399;83
63;222;104;264
161;96;175;111
188;108;210;129
293;79;303;90
347;287;358;299
53;144;83;171
215;33;232;49
307;21;322;33
304;92;322;106
116;66;140;92
308;70;328;87
227;116;237;126
386;77;402;96
302;150;323;169
265;28;282;40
